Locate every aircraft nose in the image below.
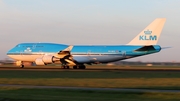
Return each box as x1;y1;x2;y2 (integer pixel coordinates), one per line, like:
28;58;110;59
7;48;14;58
7;50;11;57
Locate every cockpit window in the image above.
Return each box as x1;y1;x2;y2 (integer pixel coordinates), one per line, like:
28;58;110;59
15;45;20;47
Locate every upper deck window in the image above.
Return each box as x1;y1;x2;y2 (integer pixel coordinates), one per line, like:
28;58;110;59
36;46;44;47
20;45;44;48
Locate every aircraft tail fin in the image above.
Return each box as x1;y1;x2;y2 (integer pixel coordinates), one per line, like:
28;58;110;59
127;18;166;45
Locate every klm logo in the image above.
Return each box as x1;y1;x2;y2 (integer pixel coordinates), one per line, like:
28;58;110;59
139;30;157;40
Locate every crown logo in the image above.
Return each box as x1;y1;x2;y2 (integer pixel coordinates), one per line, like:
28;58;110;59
24;47;32;52
144;29;152;35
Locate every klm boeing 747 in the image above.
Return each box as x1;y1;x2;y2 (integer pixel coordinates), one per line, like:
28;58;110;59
7;18;166;69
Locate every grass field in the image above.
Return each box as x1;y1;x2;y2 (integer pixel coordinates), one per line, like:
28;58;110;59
0;70;180;89
1;87;180;101
1;66;180;100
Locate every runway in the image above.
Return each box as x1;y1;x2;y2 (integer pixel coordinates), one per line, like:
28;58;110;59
1;66;180;71
0;84;180;93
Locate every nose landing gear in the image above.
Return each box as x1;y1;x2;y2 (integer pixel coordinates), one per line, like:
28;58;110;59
16;61;24;68
20;64;24;68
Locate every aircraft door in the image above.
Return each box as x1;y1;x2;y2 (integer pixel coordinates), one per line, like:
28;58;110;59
20;50;23;56
32;43;37;49
120;51;126;57
87;50;98;62
87;50;91;56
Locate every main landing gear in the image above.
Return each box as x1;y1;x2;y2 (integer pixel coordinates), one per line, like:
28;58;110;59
62;66;70;69
62;65;86;69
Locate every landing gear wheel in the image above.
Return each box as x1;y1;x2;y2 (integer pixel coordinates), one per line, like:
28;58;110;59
20;65;24;68
73;66;78;69
79;65;86;69
62;66;65;69
62;66;70;69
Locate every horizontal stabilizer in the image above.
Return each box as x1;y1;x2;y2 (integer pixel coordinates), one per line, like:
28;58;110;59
161;47;171;49
135;46;156;51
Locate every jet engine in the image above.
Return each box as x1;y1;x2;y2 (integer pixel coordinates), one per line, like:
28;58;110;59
35;55;60;65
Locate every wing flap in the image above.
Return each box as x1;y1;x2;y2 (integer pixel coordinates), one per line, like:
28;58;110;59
65;59;76;66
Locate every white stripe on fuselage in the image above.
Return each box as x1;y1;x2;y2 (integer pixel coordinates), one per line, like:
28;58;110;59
7;55;44;62
7;53;127;63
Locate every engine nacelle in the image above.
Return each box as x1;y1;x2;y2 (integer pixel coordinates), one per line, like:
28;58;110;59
42;55;55;64
35;58;45;65
35;55;60;65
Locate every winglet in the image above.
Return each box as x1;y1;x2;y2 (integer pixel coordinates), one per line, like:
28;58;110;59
127;18;166;45
63;45;73;51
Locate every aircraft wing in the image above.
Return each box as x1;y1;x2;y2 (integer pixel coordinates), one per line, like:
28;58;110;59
54;45;76;66
56;45;73;56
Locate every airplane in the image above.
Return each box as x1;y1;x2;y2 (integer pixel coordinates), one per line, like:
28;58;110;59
7;18;166;69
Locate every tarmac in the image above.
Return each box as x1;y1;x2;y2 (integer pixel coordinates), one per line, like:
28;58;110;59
1;66;180;71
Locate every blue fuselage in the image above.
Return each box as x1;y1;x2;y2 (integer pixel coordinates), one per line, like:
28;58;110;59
7;43;161;64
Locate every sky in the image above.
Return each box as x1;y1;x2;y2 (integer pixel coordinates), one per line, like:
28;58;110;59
0;0;180;62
